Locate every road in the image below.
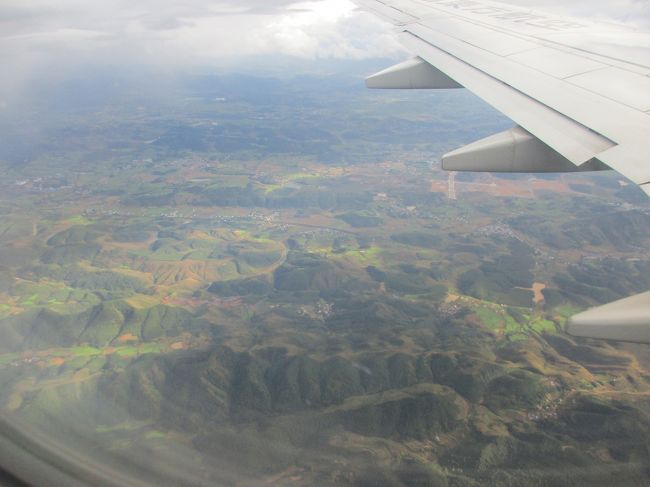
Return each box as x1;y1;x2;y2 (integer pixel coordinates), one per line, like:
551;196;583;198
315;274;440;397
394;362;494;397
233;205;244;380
448;171;457;200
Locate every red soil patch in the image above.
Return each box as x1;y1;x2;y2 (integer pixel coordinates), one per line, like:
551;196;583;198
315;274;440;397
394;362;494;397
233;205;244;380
117;333;138;343
430;180;447;193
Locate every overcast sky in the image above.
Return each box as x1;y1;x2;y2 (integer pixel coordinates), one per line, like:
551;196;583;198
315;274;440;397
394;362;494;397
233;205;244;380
0;0;401;77
0;0;649;102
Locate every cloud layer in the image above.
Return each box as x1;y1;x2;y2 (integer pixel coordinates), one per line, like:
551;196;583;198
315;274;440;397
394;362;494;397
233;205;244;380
0;0;401;67
0;0;648;102
2;0;649;69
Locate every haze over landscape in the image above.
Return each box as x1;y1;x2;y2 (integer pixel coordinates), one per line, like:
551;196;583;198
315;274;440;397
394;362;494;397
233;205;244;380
1;1;650;486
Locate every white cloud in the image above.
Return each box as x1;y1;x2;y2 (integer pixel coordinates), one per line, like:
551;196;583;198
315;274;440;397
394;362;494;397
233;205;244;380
0;0;401;62
142;1;402;63
0;0;648;101
2;0;648;68
0;0;406;101
260;0;402;59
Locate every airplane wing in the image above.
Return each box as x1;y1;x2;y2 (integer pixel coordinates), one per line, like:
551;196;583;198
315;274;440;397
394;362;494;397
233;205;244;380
355;0;650;342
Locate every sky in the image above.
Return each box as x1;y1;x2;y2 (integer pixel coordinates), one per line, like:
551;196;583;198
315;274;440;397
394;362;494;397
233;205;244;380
0;1;401;80
0;0;649;102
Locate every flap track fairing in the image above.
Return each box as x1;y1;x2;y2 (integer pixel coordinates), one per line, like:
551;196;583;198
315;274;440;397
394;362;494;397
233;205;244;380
567;291;650;344
442;126;610;173
366;57;463;89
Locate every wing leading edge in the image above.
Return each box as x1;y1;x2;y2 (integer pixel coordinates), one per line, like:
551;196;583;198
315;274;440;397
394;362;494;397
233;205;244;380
355;0;650;342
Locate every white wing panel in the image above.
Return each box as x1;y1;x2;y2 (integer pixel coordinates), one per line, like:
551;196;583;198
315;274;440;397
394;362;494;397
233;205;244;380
420;16;539;56
384;0;588;35
538;31;650;72
400;32;614;164
567;67;650;112
407;21;649;140
506;47;606;79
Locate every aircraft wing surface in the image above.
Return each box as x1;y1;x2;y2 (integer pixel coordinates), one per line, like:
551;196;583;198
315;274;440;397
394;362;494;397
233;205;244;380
356;0;650;196
355;0;650;342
